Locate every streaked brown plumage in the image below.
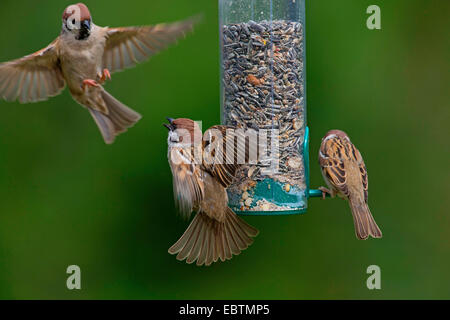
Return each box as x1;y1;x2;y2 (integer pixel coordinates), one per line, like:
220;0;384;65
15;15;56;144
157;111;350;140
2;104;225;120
165;118;259;266
0;3;197;144
319;130;382;240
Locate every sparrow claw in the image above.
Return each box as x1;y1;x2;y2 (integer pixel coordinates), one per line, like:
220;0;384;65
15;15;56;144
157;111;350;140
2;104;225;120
82;79;100;89
318;186;331;200
100;68;111;83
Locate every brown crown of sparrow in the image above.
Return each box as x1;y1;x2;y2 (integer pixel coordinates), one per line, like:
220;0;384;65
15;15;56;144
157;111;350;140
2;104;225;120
319;130;382;240
0;3;198;144
164;117;259;266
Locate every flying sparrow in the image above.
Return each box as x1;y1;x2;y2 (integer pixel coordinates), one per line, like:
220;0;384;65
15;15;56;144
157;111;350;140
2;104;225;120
319;130;382;240
0;3;197;144
164;118;259;266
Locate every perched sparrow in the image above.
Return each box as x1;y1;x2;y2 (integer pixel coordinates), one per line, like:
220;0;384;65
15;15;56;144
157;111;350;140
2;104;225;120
164;118;259;266
0;3;197;144
319;130;382;240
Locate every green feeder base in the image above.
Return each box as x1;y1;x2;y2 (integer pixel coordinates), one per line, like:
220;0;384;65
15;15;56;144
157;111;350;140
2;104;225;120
228;178;308;216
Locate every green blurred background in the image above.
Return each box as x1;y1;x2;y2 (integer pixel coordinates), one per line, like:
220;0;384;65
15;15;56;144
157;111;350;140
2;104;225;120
0;0;448;299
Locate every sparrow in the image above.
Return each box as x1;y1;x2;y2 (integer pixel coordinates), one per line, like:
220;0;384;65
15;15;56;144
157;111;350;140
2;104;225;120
318;130;382;240
0;3;197;144
164;118;259;266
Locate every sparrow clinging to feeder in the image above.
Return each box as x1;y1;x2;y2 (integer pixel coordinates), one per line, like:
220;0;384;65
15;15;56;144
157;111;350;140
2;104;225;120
319;130;382;240
164;118;259;266
0;3;197;144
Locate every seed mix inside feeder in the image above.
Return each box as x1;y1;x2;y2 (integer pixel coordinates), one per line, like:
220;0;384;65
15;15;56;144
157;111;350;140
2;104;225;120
220;0;319;215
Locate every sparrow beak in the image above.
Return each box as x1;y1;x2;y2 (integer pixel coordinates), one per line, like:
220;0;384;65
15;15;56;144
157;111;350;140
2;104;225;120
163;117;175;131
77;19;91;40
82;19;91;31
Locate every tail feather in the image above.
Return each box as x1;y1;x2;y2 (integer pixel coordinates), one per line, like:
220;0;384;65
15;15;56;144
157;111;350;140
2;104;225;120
366;206;383;238
168;208;258;266
206;226;216;266
89;90;142;144
176;215;202;261
224;221;241;255
220;228;232;261
197;228;210;266
349;198;382;240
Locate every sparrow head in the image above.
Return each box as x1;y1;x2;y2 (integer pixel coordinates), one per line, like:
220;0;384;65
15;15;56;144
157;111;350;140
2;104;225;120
163;118;200;146
62;3;92;41
322;129;350;142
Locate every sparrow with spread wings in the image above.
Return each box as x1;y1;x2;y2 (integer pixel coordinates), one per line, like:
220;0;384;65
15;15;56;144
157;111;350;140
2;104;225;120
319;130;382;240
0;3;197;144
164;118;259;266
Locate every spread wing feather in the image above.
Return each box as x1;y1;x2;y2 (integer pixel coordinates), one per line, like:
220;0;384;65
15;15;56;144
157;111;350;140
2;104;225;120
169;124;250;216
0;40;65;103
103;17;198;73
202;125;249;188
169;147;204;219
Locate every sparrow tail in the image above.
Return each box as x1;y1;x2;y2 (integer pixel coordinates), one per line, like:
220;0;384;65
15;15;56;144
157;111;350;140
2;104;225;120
89;90;142;144
349;198;382;240
168;208;259;266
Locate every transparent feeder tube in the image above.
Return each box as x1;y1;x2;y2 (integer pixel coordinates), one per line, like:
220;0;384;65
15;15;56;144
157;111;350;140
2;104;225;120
220;0;307;214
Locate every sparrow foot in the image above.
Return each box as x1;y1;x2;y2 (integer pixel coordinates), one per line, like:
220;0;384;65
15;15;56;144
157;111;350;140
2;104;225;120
318;186;331;199
82;79;100;90
100;69;111;83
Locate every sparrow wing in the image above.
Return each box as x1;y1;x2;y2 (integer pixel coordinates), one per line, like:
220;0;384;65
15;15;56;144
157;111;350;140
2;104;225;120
319;136;350;197
353;145;369;203
102;16;198;73
202;125;250;188
0;40;65;103
169;146;204;219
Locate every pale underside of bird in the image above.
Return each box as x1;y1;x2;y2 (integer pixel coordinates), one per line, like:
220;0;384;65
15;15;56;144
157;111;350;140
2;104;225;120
0;3;198;144
319;129;382;240
164;118;259;266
